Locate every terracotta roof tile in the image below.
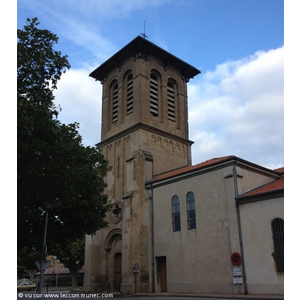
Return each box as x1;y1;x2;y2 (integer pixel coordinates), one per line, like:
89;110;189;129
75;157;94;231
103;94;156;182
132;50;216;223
44;266;84;274
153;155;235;182
273;167;284;174
44;266;70;274
240;177;284;198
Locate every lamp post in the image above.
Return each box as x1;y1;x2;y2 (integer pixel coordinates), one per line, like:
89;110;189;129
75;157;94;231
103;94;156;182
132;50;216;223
38;204;50;294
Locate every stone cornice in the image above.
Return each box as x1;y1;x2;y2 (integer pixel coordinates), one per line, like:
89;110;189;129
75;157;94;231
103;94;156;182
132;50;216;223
97;122;194;148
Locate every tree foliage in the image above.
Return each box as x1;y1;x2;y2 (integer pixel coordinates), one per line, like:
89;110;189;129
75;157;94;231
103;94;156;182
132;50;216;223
52;235;86;287
17;18;110;255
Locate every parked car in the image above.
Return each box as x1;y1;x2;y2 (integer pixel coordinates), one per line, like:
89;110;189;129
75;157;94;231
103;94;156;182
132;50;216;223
17;278;36;291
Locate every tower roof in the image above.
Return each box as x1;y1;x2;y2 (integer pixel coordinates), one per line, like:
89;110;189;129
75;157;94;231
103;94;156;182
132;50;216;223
90;35;201;82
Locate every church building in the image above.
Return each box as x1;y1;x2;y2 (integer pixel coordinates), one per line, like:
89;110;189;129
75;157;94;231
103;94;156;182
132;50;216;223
83;36;284;296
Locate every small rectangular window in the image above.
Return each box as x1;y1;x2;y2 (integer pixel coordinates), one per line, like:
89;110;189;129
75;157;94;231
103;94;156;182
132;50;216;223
272;218;284;273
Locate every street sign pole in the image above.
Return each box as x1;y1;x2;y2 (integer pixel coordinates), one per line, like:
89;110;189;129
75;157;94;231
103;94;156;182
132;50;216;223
133;263;139;294
230;252;243;294
39;210;49;293
35;261;50;293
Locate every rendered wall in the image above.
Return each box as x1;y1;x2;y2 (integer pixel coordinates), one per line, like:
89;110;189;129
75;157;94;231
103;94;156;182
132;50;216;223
239;197;284;295
151;164;282;295
152;166;238;294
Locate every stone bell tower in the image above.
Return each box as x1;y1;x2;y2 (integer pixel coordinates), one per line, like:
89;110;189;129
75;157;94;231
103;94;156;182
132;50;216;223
83;36;200;294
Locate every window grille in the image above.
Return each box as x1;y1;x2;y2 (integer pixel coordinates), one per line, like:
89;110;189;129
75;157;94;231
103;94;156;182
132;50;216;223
186;192;196;230
150;73;159;117
112;82;118;123
167;81;175;122
172;195;181;232
126;74;133;115
271;218;284;273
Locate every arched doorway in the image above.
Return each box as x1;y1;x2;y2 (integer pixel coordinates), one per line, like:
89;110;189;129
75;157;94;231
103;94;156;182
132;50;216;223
104;229;122;291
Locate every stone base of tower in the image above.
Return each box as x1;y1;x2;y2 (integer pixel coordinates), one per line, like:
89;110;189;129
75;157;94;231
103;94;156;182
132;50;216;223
120;283;133;295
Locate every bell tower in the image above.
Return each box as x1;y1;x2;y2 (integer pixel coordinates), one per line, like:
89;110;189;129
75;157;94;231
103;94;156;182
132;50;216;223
90;36;200;174
84;36;200;294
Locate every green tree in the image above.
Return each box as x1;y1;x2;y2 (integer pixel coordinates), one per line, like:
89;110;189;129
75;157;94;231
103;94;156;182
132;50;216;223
17;18;110;261
52;236;85;287
17;251;41;280
17;265;26;279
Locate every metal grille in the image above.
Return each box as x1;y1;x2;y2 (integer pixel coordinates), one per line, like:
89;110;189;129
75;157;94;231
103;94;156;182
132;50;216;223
271;218;284;273
150;74;159;117
126;74;133;115
167;82;175;122
112;82;118;123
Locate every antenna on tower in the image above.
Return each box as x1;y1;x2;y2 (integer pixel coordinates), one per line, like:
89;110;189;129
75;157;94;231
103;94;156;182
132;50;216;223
140;20;148;39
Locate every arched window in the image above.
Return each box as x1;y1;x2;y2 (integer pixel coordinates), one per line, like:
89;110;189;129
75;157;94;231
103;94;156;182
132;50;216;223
167;80;176;122
172;195;181;232
150;73;159;117
126;73;133;115
111;80;118;123
186;192;196;230
271;218;284;273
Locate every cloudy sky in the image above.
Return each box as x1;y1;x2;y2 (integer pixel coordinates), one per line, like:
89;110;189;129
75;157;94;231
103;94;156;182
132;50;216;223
17;0;284;170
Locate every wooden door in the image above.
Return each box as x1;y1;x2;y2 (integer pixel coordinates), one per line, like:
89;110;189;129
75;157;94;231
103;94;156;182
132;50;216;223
160;258;167;292
157;256;167;292
114;253;122;291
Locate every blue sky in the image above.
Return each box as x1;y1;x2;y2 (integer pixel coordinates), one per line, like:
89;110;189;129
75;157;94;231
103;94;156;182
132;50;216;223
17;0;284;169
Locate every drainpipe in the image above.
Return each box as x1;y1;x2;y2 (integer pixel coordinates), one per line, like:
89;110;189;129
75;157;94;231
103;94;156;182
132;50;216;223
150;184;155;293
233;164;248;295
146;180;155;293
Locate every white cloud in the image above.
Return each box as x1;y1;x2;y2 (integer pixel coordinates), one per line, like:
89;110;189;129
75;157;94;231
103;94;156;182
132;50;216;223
188;46;284;169
24;2;119;64
57;20;118;63
53;67;103;147
53;47;283;170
